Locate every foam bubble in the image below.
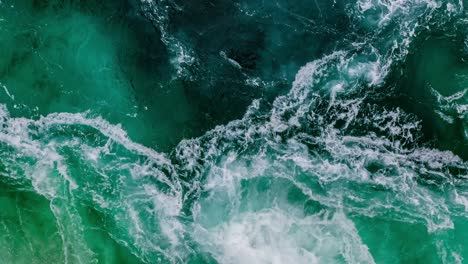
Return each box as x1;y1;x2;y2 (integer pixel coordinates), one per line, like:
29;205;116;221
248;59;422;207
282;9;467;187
193;209;374;264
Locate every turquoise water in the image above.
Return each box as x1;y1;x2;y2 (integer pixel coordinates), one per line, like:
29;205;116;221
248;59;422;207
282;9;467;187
0;0;467;263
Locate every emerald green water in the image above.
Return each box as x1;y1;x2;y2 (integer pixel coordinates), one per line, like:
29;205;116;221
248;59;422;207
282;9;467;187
0;0;467;263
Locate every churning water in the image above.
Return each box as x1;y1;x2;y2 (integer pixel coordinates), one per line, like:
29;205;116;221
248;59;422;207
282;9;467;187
0;0;467;263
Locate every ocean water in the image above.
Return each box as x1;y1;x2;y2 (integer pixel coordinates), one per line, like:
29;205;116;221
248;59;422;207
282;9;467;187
0;0;467;263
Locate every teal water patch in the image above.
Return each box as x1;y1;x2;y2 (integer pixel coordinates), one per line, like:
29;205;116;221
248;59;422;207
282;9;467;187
0;0;467;263
0;179;64;263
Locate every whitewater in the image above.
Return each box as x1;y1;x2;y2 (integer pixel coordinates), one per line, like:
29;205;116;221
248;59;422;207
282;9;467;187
0;0;467;263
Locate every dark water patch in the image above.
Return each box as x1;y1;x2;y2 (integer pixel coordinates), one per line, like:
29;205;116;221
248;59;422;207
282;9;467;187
134;0;356;134
386;34;468;159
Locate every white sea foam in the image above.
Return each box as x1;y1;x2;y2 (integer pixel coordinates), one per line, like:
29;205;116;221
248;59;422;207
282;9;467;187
174;3;467;255
173;0;466;260
0;0;465;262
0;82;14;100
0;104;189;262
193;209;374;264
431;87;468;125
191;153;375;263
